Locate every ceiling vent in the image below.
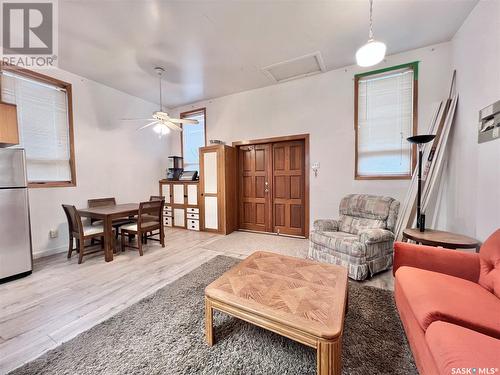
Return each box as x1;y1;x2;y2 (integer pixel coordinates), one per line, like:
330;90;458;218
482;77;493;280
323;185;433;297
262;52;326;83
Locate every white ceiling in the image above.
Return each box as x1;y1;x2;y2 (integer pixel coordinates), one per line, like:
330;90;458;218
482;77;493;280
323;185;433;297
59;0;477;108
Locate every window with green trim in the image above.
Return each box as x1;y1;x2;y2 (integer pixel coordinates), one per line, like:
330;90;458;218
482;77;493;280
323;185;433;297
354;62;418;179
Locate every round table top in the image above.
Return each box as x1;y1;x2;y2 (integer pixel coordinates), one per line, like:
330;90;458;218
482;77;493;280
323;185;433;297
402;228;480;249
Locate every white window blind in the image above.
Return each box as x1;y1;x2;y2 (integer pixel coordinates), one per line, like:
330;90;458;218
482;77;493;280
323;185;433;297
357;67;414;177
181;110;205;173
1;71;72;183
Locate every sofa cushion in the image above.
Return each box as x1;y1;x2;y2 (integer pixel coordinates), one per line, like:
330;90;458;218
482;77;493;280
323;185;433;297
396;266;500;339
426;321;500;375
338;215;386;235
310;231;365;257
479;229;500;298
339;194;395;220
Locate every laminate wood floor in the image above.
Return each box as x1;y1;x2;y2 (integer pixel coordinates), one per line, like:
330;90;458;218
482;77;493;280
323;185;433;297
0;228;393;374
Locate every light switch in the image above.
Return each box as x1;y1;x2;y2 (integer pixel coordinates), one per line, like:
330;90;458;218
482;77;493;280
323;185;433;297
312;162;320;177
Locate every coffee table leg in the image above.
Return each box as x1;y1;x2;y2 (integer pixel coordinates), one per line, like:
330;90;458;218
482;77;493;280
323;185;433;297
317;339;341;375
205;297;214;346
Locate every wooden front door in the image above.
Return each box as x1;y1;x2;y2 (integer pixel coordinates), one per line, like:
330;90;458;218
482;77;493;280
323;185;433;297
238;144;272;232
272;141;305;236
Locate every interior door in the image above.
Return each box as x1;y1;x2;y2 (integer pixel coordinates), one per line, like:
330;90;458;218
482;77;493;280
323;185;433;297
273;141;305;236
238;144;272;232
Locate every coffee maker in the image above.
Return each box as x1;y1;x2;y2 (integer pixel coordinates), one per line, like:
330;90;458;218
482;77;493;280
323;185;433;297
166;156;183;180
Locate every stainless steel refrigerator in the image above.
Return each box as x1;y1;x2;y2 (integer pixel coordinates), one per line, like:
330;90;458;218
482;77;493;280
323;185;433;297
0;149;33;283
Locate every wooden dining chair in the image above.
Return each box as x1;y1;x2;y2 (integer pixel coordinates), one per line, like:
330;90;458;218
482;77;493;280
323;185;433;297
62;204;110;264
120;200;165;256
141;196;165;236
88;197;134;239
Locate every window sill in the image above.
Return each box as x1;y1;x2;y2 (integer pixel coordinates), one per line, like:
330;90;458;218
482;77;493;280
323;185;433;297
355;175;412;181
28;181;76;188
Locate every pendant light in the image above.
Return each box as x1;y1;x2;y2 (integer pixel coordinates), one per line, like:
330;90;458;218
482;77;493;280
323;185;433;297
356;0;386;67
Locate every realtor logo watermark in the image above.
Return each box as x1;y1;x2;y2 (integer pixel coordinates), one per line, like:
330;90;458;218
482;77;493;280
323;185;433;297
1;0;58;67
452;368;499;375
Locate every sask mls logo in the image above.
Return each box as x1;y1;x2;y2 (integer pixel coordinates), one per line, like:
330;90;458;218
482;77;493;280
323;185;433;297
1;0;58;67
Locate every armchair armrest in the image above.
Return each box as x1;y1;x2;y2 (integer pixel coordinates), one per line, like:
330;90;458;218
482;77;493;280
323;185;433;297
393;242;480;283
313;219;339;232
359;228;394;244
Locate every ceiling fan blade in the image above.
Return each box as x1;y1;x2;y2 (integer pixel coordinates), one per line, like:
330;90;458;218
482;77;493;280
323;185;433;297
168;118;199;125
166;121;183;132
137;121;159;131
121;118;155;121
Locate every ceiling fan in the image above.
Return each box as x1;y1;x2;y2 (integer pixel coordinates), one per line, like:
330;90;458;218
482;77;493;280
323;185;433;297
121;67;198;136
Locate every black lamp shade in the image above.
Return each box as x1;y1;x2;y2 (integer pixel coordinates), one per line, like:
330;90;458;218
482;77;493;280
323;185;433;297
407;135;436;144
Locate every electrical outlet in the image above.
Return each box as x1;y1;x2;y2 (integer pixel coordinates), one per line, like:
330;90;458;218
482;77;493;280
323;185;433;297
49;229;58;239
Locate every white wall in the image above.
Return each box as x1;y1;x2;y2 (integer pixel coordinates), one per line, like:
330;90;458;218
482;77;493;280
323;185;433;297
436;0;500;241
27;69;168;257
170;43;452;229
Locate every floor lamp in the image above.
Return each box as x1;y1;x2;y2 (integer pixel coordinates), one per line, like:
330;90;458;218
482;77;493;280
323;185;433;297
407;134;436;232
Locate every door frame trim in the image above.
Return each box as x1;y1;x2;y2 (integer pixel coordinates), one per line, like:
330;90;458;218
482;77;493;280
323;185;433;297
232;133;310;238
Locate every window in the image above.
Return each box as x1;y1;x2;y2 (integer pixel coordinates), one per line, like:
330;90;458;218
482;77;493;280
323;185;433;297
0;67;75;187
180;108;206;172
355;62;418;179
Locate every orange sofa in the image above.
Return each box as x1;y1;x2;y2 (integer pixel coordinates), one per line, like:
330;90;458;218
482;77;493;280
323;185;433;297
393;229;500;375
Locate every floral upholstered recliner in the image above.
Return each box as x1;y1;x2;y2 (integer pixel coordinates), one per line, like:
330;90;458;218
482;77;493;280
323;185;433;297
308;194;400;280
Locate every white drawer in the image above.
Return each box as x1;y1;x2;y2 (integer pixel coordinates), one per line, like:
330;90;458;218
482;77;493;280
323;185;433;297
186;207;199;214
164;217;172;227
186;213;199;220
165;205;172;211
187;219;199;231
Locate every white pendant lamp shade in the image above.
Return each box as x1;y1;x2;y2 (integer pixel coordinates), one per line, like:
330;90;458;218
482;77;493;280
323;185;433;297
356;0;386;67
356;39;386;67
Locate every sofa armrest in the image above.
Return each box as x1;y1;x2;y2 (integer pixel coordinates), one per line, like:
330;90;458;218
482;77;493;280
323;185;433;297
359;228;394;244
313;219;339;232
393;242;480;283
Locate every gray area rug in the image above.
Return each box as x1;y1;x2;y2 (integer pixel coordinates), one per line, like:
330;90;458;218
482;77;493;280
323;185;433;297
10;256;417;375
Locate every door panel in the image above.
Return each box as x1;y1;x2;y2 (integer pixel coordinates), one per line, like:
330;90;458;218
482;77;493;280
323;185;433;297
255;203;265;225
274;175;288;199
255;148;266;171
255;176;266;198
173;208;185;227
204;196;218;229
173;184;185;204
272;141;305;236
290;204;303;229
238;144;272;232
203;152;218;194
290;175;302;198
163;184;171;204
187;184;198;205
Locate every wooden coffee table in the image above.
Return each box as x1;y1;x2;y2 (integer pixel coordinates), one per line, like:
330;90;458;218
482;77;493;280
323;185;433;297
205;251;348;375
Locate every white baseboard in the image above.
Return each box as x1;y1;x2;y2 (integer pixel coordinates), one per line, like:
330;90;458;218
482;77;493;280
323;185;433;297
33;246;67;259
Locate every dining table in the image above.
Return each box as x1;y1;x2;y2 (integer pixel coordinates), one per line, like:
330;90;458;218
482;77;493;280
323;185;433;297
78;203;139;262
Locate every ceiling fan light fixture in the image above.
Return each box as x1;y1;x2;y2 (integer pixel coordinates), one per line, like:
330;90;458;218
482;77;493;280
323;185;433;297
153;123;170;136
356;39;386;67
356;0;386;68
